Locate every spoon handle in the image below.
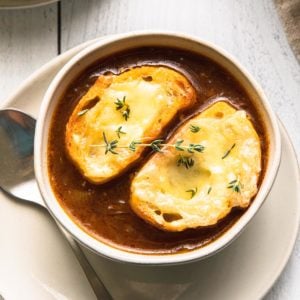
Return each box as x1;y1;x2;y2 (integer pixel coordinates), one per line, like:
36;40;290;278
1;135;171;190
34;187;112;298
58;225;112;300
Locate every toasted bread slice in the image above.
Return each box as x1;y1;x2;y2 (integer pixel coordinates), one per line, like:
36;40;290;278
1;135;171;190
130;101;261;232
65;66;196;184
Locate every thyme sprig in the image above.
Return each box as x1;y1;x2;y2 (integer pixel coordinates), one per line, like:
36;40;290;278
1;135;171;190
227;179;243;193
114;96;130;121
91;134;205;170
91;136;204;155
186;187;198;199
127;139;204;155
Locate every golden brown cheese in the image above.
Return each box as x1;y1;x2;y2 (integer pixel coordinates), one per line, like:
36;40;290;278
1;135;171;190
130;101;261;232
65;66;196;184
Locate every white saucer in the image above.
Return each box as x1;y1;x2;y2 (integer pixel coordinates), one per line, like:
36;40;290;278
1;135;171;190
0;37;299;300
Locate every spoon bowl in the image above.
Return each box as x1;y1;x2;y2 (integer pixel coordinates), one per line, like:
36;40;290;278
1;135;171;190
0;109;43;205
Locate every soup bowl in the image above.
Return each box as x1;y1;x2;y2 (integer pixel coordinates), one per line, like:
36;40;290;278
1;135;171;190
34;31;281;265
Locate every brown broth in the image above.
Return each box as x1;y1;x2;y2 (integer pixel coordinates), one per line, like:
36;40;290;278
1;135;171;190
48;47;268;254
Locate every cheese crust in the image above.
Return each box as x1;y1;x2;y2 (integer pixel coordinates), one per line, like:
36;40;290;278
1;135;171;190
130;101;262;232
65;66;196;184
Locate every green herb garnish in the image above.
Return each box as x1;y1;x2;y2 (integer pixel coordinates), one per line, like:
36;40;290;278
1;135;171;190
114;96;130;121
114;96;126;110
122;108;130;121
207;186;212;194
187;143;205;153
115;126;126;138
174;139;185;151
102;132;118;155
222;143;236;159
91;134;204;163
149;139;164;153
227;179;243;193
189;124;200;133
128;140;142;152
186;187;198;199
177;155;194;169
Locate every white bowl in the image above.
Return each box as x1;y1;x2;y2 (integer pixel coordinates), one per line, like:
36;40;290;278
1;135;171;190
34;31;281;265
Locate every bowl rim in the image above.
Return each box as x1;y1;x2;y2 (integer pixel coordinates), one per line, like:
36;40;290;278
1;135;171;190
34;30;281;265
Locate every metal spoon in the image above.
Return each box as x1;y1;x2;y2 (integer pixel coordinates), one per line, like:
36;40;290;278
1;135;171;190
0;108;112;300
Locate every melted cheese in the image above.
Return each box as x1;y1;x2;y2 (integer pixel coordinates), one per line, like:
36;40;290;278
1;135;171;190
65;66;196;184
130;102;262;232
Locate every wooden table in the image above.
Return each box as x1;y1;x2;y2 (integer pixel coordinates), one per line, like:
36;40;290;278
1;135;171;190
0;1;299;299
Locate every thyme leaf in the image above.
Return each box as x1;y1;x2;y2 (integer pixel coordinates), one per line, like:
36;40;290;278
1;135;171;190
122;107;130;121
227;179;243;193
114;96;126;110
222;143;236;159
115;126;126;138
177;155;194;169
150;139;164;152
128;140;142;152
187;143;205;153
114;96;130;121
186;187;198;199
207;186;212;194
174;139;185;151
189;124;200;133
103;132;118;155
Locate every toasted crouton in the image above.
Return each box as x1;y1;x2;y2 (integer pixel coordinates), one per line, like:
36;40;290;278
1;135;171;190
65;66;196;184
130;101;261;232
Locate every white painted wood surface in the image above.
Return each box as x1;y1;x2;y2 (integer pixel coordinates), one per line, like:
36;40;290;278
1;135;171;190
0;4;57;102
0;0;299;299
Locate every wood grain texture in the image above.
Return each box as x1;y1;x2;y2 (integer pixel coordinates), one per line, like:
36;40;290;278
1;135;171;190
61;1;300;299
0;3;57;103
275;0;300;62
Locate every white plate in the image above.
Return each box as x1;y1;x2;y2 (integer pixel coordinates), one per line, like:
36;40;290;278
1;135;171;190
0;36;299;300
0;0;57;9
